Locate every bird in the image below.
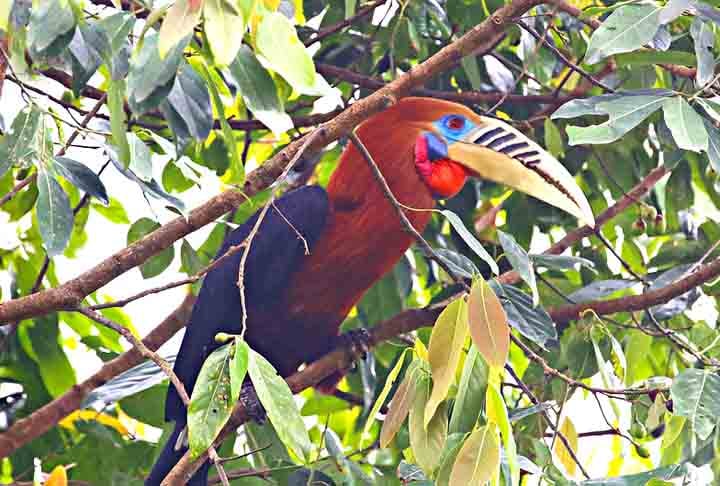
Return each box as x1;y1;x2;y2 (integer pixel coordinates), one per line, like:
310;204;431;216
146;97;594;485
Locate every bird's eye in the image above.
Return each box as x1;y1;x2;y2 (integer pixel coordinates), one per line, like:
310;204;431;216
445;116;465;131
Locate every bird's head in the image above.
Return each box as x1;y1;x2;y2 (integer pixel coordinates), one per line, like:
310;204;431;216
371;97;594;226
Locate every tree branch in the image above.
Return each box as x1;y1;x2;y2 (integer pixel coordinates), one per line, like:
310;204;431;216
547;258;720;322
0;294;195;457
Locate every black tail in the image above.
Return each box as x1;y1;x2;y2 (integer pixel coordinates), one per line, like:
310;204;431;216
146;422;210;486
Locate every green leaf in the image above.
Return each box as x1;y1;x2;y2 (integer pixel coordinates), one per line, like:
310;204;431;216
434;248;480;279
578;463;691;485
127;218;175;278
691;18;715;86
441;209;498;274
567;279;634;303
108;79;131;167
704;119;720;174
585;4;662;64
68;23;111;96
53;157;109;205
27;0;76;57
492;284;558;349
670;368;720;440
187;344;234;458
615;50;697;67
92;197;130;225
486;381;518;486
127;132;153;181
228;46;293;136
127;33;186;115
99;11;135;56
662;97;708;152
204;0;245;66
531;254;595;271
435;433;467;486
21;315;76;397
425;298;468;426
36;169;74;257
449;425;500;485
461;55;483;91
544;118;564;158
0;107;43;176
363;350;407;437
98;11;135;80
498;230;538;305
247;348;311;461
229;337;249;405
409;372;447;474
449;346;488;435
256;12;317;95
345;0;357;19
564;94;668;145
158;0;201;58
120;385;167;428
201;62;244;186
164;63;213;142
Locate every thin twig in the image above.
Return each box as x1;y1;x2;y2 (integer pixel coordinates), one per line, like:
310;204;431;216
348;131;468;287
505;364;591;479
90;242;246;310
516;20;615;93
76;306;231;485
236;127;326;336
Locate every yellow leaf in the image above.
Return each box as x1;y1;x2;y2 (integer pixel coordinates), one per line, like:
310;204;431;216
467;278;509;369
425;298;468;426
449;425;500;485
59;410;129;436
380;365;418;448
414;337;428;361
553;416;579;478
203;0;245;66
158;0;201;58
45;466;67;486
486;381;519;485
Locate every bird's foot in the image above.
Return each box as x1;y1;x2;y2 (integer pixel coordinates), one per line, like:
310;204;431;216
339;328;372;363
240;382;266;425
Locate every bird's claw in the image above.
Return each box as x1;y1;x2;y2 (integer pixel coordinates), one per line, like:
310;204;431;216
240;382;267;425
339;328;372;363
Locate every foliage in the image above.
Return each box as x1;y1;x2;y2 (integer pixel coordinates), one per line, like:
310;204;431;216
1;0;720;485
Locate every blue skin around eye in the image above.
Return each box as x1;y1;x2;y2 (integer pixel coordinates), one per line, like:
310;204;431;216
432;115;476;142
423;132;448;161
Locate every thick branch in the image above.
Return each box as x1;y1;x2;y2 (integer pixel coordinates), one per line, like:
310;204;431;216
318;64;579;106
548;258;720;322
161;308;441;485
0;0;543;325
0;294;195;457
497;165;669;285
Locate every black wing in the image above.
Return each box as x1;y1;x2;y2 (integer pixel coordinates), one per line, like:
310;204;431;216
165;185;329;422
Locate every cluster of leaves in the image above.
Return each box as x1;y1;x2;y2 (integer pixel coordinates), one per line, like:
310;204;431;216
2;0;720;485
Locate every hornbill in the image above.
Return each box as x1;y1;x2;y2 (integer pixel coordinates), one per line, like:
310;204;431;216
146;97;594;485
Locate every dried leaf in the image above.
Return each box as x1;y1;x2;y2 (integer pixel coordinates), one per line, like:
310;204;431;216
467;278;510;369
380;362;419;448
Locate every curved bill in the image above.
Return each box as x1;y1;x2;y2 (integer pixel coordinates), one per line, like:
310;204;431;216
446;117;595;227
